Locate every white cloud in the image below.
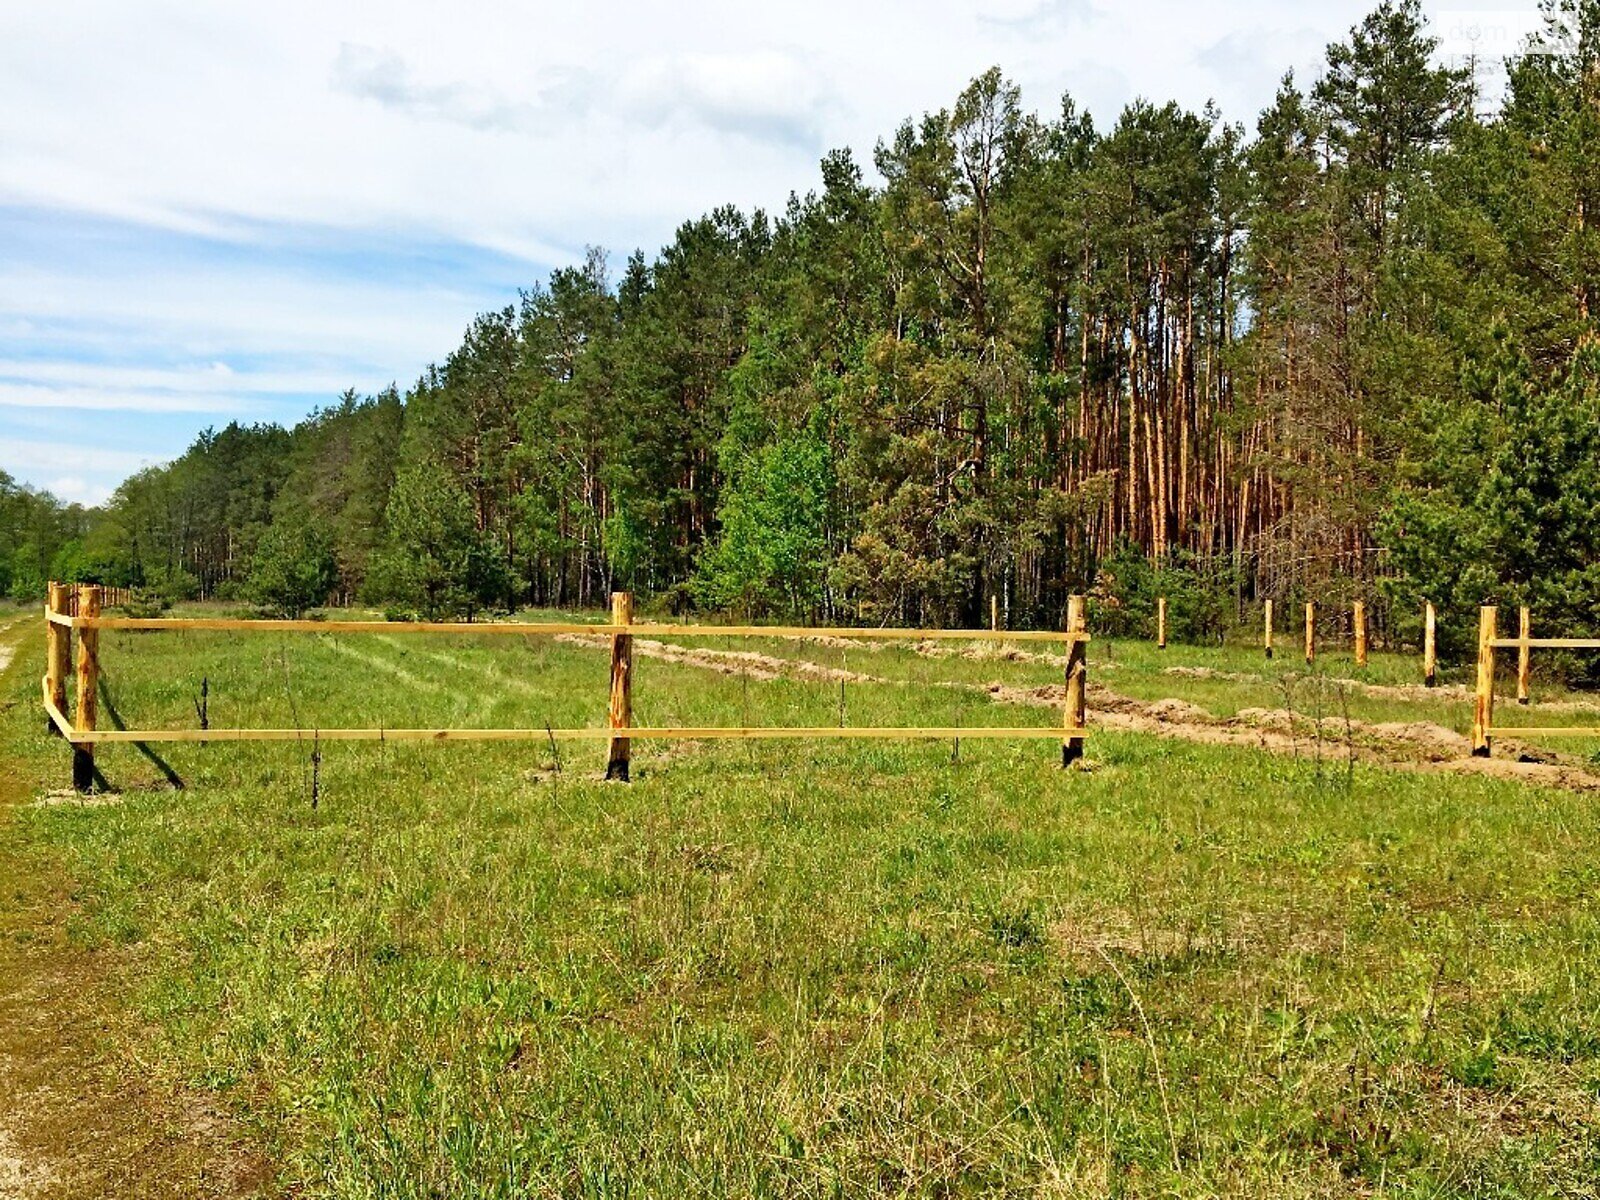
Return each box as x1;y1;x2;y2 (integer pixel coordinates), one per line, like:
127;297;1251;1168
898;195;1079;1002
620;51;834;149
0;264;480;375
0;438;165;476
1196;26;1330;116
0;0;1397;259
331;43;595;134
0;360;363;397
0;382;254;413
44;475;112;506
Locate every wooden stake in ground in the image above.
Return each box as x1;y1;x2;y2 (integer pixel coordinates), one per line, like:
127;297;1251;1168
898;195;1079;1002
605;591;633;782
991;594;999;633
1353;601;1368;668
1156;597;1167;650
1263;599;1273;660
1304;601;1316;665
1062;594;1087;767
46;581;70;736
1518;605;1532;705
1424;602;1437;687
73;584;101;791
1472;605;1496;758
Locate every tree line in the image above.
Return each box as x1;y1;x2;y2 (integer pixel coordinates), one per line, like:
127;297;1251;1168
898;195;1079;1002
7;0;1598;651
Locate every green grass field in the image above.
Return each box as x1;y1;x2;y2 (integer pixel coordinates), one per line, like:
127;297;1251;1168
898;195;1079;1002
5;605;1600;1196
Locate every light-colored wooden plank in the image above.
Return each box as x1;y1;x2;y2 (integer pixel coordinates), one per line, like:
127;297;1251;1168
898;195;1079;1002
1487;727;1600;737
1353;600;1367;667
45;610;75;627
1305;601;1316;664
41;677;74;739
62;725;1089;745
1491;729;1600;739
1156;596;1167;649
77;617;622;635
1489;637;1600;649
1263;598;1273;659
68;615;1090;642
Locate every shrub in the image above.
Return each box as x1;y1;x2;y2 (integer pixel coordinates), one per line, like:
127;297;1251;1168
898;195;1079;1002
1090;543;1239;643
247;525;337;618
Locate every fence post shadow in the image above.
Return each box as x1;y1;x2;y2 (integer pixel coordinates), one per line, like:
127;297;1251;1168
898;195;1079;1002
97;677;186;791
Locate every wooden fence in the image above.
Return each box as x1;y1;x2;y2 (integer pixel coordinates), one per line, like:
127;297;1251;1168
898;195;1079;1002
1470;604;1600;756
1162;595;1420;676
53;584;131;615
41;584;1091;791
52;584;1575;782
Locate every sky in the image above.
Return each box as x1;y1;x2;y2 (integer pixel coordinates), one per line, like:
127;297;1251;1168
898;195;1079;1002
0;0;1546;506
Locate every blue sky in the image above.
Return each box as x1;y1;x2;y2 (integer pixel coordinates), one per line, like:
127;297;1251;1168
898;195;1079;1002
1;0;1532;506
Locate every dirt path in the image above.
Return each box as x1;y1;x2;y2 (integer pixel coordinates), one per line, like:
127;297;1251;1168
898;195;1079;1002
1160;663;1600;713
0;617;271;1199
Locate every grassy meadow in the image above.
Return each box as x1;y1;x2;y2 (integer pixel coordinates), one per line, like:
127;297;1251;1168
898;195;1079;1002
4;605;1600;1196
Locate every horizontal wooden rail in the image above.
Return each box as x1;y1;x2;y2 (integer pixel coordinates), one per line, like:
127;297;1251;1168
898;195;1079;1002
633;624;1085;643
1490;637;1600;650
57;614;1088;642
40;677;73;739
73;617;622;634
45;610;74;627
55;724;1086;746
1487;727;1600;738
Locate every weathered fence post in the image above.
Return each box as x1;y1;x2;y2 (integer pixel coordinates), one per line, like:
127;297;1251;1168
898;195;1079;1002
1353;601;1368;667
1304;601;1316;665
1263;599;1274;659
605;591;634;782
1423;601;1437;687
45;581;70;736
73;584;101;791
1062;594;1087;767
1471;605;1496;758
1156;597;1167;650
1517;605;1531;705
991;594;999;633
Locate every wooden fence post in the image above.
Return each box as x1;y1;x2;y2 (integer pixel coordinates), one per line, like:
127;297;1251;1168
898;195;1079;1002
1156;597;1167;650
46;581;71;736
1471;605;1496;758
1517;605;1531;705
605;591;634;782
1304;601;1316;665
1423;602;1437;687
73;584;101;791
1264;599;1274;659
1062;594;1087;767
1353;601;1368;667
991;594;999;633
